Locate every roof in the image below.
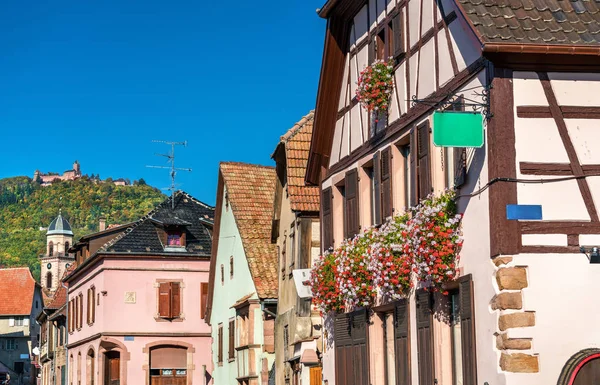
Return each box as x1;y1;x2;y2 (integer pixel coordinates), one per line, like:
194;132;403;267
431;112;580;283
220;162;278;299
47;211;73;236
275;111;320;212
46;285;67;310
0;268;36;315
458;0;600;45
97;191;214;255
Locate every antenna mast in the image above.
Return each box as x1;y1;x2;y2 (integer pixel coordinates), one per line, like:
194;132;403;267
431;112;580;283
146;140;192;209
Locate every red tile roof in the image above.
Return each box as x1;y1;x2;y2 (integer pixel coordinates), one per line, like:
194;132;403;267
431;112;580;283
0;268;36;315
277;111;320;212
220;162;278;299
46;285;67;310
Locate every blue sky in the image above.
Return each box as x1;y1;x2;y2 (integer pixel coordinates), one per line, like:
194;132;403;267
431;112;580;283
0;0;326;205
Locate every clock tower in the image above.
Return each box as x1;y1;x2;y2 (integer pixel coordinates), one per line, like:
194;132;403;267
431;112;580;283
40;210;75;292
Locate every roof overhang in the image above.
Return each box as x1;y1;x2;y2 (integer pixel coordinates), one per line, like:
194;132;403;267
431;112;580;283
483;43;600;71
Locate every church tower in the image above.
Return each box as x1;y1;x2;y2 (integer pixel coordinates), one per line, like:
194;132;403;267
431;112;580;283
40;210;75;292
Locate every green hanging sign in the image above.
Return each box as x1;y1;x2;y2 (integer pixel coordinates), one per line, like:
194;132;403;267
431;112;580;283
433;111;484;148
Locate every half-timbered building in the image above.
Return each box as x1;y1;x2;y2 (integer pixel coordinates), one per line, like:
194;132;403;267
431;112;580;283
307;0;600;384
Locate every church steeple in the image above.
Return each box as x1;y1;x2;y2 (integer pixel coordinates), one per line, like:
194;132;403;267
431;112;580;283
41;211;75;292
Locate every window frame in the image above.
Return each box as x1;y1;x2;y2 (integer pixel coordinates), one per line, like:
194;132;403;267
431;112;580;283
217;323;224;365
228;319;235;361
156;280;183;321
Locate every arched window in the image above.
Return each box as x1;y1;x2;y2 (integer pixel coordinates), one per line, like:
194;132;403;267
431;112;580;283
65;241;70;253
49;241;54;256
46;272;53;289
87;348;95;385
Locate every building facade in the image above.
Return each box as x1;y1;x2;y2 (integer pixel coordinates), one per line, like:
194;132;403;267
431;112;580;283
206;162;278;385
0;268;43;385
270;113;323;385
306;0;600;384
63;191;214;385
37;285;67;385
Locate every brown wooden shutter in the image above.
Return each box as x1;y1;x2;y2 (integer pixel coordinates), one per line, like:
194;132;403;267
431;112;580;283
454;147;467;188
322;188;333;250
381;147;393;219
460;276;477;385
410;128;418;207
229;320;235;359
417;122;432;200
373;152;382;226
392;12;404;58
350;309;370;385
171;282;181;318
299;218;312;269
91;287;96;324
368;35;376;64
158;282;171;318
416;290;434;385
218;326;223;363
344;169;360;239
200;282;208;320
394;299;411;385
334;313;351;385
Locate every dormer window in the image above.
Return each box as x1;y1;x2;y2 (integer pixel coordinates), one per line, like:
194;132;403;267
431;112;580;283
163;225;187;252
167;232;182;247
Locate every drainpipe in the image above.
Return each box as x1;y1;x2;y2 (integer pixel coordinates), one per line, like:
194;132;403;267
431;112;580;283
61;281;69;385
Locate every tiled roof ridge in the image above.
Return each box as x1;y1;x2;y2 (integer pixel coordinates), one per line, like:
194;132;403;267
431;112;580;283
220;161;275;170
178;190;215;212
280;110;315;143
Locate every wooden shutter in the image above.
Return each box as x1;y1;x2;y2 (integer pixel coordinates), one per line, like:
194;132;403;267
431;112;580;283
322;188;333;250
417;122;432;200
350;309;370;385
91;287;96;323
410;128;418;207
87;289;91;324
109;358;120;382
171;282;181;318
454;147;467;188
416;290;434;385
299;218;312;269
218;326;223;363
334;313;351;385
158;282;171;318
368;35;376;64
394;300;411;385
344;169;360;239
460;276;477;385
229;320;235;359
373;152;382;226
381;147;393;219
200;282;208;320
392;12;404;58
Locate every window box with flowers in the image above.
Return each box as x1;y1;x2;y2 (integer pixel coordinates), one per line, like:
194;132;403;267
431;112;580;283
310;190;463;315
356;59;395;138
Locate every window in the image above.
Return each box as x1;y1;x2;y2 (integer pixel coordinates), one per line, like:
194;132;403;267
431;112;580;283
281;236;287;278
344;169;360;239
283;325;289;361
228;319;235;360
167;231;182;247
68;300;74;332
322;188;333;250
217;324;223;364
87;287;96;325
49;241;54;256
14;317;23;327
46;272;53;289
230;256;234;279
200;282;208;319
220;264;224;285
36;300;39;309
410;122;432;207
65;241;70;252
158;282;181;320
77;293;83;329
6;339;16;350
289;226;296;273
450;291;464;385
376;29;385;61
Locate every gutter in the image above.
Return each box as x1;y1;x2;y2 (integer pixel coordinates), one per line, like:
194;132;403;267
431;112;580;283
483;43;600;56
317;0;337;18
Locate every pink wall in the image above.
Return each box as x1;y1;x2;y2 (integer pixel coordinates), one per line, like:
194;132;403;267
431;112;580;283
67;256;212;385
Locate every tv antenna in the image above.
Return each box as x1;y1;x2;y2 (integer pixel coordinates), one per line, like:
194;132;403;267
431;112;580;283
146;140;192;209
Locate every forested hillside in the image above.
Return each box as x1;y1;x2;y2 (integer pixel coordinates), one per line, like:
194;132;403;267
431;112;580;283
0;176;165;279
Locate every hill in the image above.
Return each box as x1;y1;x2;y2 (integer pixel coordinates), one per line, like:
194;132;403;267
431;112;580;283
0;176;165;279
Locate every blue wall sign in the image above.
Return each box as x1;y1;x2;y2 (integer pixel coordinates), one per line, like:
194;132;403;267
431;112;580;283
124;336;134;341
506;205;543;220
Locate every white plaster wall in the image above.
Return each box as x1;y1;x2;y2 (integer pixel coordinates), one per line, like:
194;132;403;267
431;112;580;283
418;39;436;98
437;30;453;87
350;104;364;152
409;0;420;48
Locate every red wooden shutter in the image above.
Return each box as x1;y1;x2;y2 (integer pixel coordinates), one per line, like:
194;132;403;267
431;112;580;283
395;299;411;385
410;128;418;207
171;282;181;318
417;122;432;200
200;282;208;320
158;282;171;318
460;276;477;385
229;319;235;359
322;188;333;250
344;169;360;239
416;290;434;385
373;152;382;226
393;12;404;58
381;147;393;219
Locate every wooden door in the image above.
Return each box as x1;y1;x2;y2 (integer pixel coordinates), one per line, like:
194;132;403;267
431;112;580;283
574;357;600;384
310;367;322;385
106;357;120;385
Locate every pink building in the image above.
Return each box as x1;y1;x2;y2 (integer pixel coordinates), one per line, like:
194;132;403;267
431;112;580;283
64;191;214;385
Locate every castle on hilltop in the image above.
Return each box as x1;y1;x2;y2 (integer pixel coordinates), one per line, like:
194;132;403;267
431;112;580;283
34;161;82;186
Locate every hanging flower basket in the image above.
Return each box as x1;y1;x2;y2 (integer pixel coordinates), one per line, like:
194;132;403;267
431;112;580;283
356;59;395;114
310;250;343;314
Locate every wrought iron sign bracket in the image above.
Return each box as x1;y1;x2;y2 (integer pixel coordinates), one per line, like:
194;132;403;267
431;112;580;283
410;84;493;121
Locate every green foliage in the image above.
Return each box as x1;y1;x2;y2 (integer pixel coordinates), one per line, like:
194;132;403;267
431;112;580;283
0;177;165;279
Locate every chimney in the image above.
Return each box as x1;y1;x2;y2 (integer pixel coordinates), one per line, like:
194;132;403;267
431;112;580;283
99;217;106;232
